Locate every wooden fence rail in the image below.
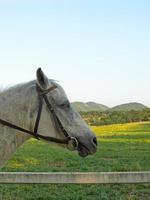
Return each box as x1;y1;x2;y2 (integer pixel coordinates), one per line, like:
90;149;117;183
0;172;150;184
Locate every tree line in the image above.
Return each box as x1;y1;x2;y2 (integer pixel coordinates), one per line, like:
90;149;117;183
80;109;150;126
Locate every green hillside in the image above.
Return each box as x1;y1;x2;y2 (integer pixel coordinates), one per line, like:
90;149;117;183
109;102;148;112
72;101;148;112
72;101;109;112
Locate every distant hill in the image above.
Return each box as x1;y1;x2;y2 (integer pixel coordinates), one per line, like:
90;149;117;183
71;101;109;112
71;101;149;112
108;102;148;112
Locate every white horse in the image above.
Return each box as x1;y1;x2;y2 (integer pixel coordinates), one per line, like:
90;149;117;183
0;68;97;167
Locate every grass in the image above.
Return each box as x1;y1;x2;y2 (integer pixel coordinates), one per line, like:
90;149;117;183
0;122;150;199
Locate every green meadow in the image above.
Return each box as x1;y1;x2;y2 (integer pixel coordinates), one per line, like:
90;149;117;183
0;122;150;200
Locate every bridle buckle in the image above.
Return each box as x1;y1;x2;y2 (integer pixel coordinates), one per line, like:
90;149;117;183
67;137;79;151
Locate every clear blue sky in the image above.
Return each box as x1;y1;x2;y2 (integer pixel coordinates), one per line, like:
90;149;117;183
0;0;150;107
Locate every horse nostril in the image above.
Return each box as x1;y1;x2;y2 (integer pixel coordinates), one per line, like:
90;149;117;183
93;137;97;146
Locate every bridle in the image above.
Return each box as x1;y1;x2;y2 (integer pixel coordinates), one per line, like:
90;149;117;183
0;84;79;151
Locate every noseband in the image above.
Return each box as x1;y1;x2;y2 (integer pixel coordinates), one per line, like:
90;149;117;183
0;84;78;150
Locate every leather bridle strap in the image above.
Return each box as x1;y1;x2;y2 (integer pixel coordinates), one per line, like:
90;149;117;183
33;84;70;140
33;91;43;139
42;93;70;139
0;83;79;150
35;85;78;151
0;118;68;144
0;84;70;144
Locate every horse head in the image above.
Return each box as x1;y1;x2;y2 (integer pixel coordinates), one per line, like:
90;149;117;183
36;68;97;157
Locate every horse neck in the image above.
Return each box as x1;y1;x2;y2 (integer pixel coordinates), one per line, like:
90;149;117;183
0;81;63;168
0;81;39;167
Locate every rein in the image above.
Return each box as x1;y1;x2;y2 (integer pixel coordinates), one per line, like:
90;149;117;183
0;84;78;149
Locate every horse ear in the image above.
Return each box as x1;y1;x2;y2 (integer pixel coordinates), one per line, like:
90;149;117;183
36;68;49;90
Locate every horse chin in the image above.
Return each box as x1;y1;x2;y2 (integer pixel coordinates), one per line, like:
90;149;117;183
78;150;89;157
77;144;90;157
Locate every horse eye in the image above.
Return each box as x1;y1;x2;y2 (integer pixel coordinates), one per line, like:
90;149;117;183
60;102;70;109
